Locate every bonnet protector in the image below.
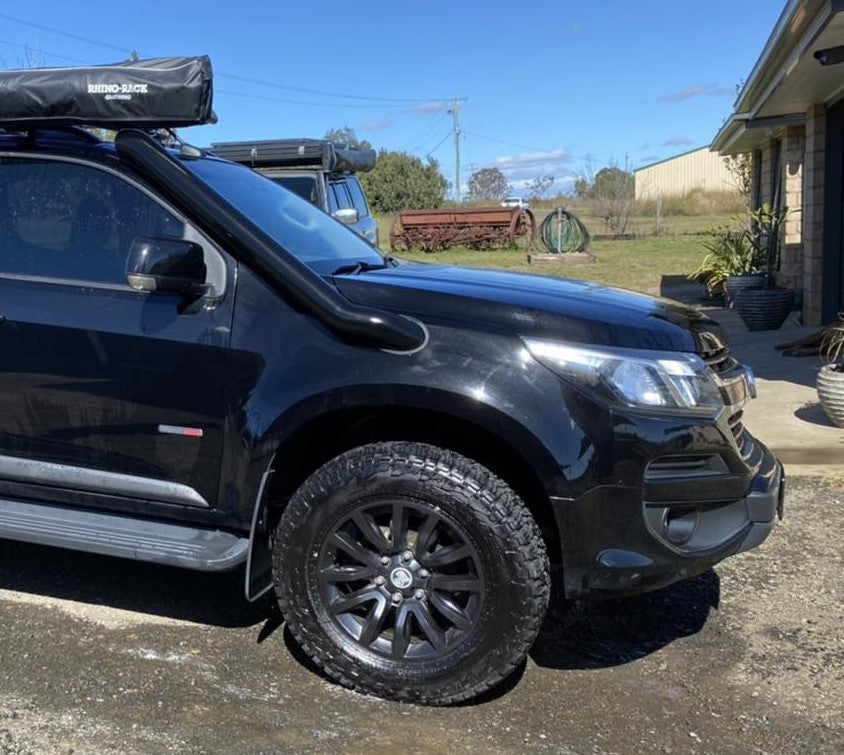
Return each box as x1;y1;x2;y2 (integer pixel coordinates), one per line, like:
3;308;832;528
115;130;425;352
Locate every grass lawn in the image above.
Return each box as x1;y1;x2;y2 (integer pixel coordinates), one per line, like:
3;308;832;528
375;209;723;296
391;236;706;296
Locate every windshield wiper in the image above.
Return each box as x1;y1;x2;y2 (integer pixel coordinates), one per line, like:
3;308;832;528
331;260;390;276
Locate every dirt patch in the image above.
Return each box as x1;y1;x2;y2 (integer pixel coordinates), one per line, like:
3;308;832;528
0;476;841;753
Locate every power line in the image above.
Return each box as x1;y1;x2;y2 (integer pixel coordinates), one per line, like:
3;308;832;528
0;12;128;54
403;109;444;152
0;12;443;104
215;71;439;104
0;38;90;65
464;130;592;163
426;128;453;159
215;88;409;111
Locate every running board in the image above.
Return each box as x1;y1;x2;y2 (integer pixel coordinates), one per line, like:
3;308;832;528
0;499;248;571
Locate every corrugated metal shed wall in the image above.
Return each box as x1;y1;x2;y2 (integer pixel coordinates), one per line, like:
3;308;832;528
634;148;736;199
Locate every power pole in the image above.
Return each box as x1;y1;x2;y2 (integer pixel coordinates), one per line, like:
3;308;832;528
447;97;466;202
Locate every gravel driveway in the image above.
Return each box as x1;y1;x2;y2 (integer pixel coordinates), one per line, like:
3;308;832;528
1;475;841;754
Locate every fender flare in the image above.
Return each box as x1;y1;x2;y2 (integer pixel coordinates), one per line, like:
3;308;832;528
243;384;564;601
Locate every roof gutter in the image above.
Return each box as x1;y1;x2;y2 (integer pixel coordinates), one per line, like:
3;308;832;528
732;0;805;114
114;130;426;353
712;0;836;153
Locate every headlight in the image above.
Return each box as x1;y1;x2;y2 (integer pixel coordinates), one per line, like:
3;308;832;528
523;338;724;414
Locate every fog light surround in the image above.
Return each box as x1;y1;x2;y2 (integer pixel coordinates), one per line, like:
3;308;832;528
663;508;699;545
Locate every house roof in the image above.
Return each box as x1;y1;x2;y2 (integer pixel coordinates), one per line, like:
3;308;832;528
711;0;844;154
634;146;709;172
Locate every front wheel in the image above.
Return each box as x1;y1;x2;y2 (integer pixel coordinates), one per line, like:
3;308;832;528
272;441;550;705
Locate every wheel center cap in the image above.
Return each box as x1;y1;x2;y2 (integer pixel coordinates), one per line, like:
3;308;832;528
389;567;413;590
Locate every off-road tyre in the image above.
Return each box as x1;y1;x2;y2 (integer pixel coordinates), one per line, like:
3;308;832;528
272;441;549;705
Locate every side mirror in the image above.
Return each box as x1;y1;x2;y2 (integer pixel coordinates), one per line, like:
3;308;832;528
332;207;359;226
126;237;209;295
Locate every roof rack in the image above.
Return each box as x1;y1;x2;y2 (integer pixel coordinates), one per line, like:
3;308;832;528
209;138;376;173
0;125;102;143
0;56;214;130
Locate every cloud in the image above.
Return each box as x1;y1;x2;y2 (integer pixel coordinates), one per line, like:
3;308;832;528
360;119;391;132
661;136;694;147
490;150;574;188
658;83;734;103
495;149;571;168
640;155;661;164
410;101;445;114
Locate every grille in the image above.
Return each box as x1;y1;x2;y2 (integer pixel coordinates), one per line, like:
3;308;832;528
645;454;729;481
728;409;761;465
703;347;739;375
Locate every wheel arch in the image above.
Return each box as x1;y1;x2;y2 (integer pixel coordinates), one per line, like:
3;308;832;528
245;387;565;600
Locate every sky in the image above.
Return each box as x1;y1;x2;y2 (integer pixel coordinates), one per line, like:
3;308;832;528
0;1;785;197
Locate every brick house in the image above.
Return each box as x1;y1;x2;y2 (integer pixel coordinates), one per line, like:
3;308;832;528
711;0;843;325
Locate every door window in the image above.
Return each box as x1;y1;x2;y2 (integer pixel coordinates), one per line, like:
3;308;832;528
345;178;370;217
0;157;185;284
327;180;354;214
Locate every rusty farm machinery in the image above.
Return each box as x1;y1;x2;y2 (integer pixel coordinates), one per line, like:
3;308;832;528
389;206;536;252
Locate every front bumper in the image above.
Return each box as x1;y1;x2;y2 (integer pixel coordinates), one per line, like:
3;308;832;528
551;442;784;599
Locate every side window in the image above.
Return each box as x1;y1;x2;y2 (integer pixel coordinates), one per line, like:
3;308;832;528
345;178;370;217
327;180;354;213
271;175;319;205
0;157;185;285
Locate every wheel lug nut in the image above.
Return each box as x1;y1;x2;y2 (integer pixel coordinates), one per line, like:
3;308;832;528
391;592;403;604
374;576;386;586
419;569;430;579
414;589;425;600
380;556;390;565
402;550;414;562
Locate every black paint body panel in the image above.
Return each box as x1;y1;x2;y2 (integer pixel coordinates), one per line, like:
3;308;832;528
0;130;779;599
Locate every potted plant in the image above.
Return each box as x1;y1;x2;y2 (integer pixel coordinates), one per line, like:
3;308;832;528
688;227;762;303
731;203;795;331
817;315;844;427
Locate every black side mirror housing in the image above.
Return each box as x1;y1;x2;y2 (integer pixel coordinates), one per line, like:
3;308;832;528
126;237;208;295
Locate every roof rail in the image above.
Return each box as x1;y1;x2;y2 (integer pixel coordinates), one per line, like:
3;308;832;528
29;125;103;143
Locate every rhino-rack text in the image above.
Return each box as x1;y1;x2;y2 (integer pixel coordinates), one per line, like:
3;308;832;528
87;83;149;94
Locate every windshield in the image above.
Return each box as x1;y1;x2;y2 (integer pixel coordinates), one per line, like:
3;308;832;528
185;158;384;275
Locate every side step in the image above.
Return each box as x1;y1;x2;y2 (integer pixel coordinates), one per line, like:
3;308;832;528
0;499;248;571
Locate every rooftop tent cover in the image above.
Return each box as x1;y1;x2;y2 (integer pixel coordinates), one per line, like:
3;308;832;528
0;56;214;129
210;139;377;173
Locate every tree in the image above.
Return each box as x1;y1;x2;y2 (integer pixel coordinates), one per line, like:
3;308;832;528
466;167;510;202
575;159;635;235
723;153;753;204
527;173;555;201
324;126;372;151
360;150;448;213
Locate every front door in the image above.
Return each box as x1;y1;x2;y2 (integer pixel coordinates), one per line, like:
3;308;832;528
0;153;236;514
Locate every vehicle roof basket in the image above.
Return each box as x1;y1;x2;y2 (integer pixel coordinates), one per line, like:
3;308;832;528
209;138;377;173
0;56;214;130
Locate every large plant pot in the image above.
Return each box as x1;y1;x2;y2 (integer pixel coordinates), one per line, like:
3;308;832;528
732;286;795;331
725;272;767;307
817;364;844;428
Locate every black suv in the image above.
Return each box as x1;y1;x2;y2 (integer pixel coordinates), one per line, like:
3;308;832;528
209;138;380;245
0;58;783;706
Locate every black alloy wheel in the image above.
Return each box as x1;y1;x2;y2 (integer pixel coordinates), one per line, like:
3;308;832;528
317;498;485;661
273;441;550;705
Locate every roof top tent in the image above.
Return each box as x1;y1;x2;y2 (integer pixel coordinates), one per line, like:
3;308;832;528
0;56;214;130
209;139;377;173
